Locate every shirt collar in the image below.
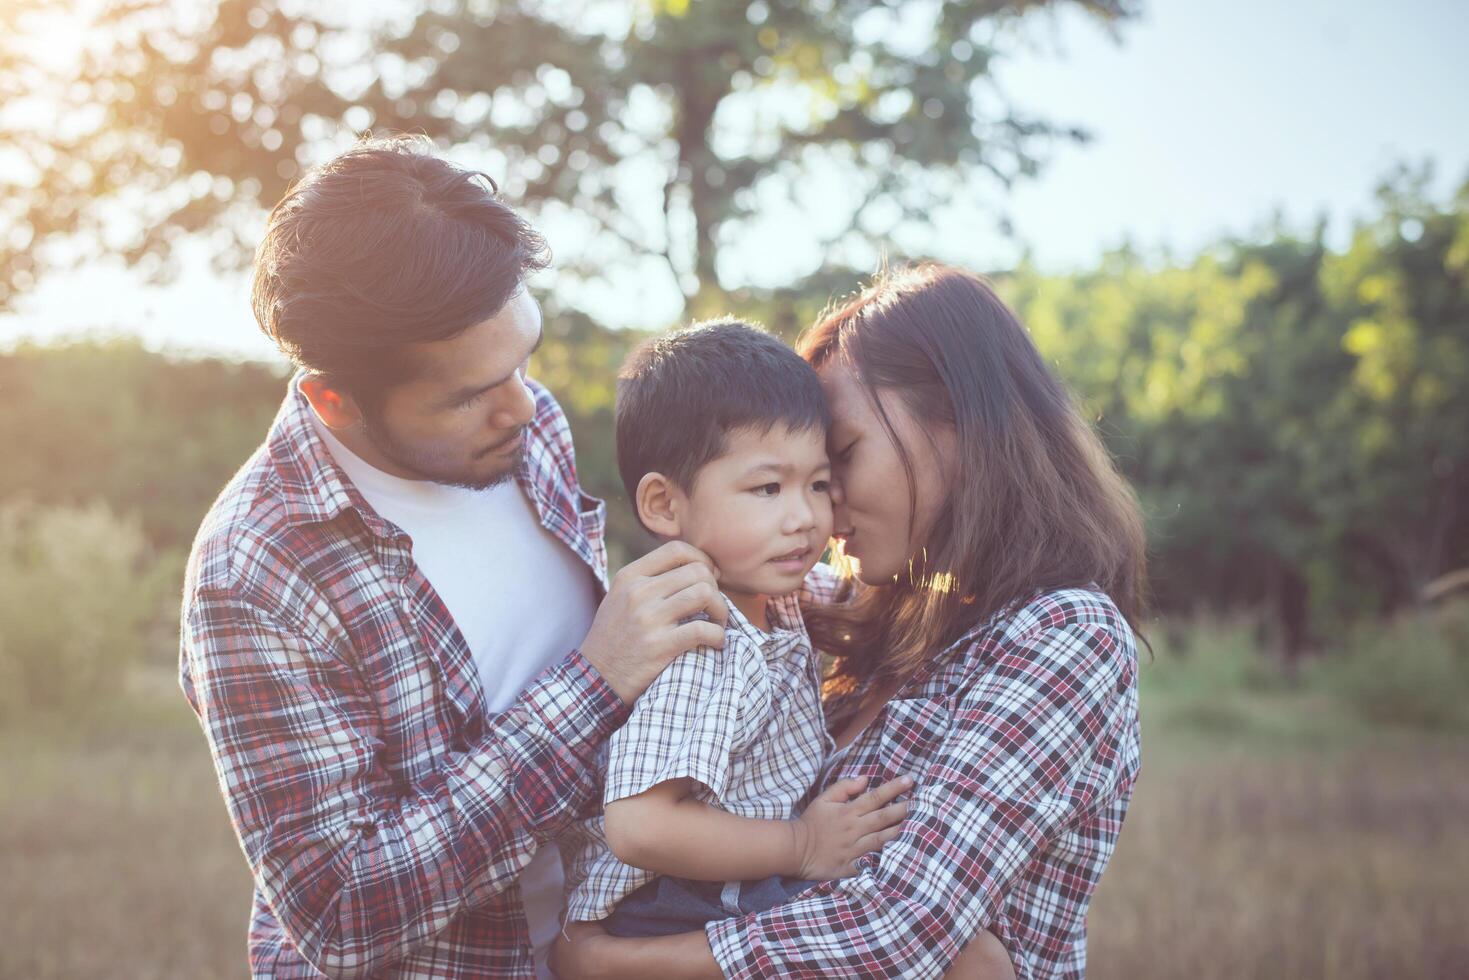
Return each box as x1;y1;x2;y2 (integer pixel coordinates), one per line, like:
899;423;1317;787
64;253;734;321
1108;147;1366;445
262;372;401;539
722;590;808;650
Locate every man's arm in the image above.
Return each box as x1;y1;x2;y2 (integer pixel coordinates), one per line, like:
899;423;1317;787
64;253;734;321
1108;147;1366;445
183;587;623;978
604;775;912;882
181;543;726;980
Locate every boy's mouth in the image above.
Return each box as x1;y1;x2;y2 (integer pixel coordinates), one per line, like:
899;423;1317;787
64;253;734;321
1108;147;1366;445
769;547;811;568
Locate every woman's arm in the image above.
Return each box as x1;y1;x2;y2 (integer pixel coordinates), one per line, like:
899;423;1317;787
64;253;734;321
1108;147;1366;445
549;921;1016;980
704;619;1138;979
604;774;912;881
551;921;722;980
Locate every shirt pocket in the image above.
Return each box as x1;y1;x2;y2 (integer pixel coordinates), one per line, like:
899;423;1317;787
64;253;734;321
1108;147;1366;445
876;696;952;783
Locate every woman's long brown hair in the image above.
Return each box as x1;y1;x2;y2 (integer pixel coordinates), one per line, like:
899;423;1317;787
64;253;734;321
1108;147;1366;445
800;263;1148;714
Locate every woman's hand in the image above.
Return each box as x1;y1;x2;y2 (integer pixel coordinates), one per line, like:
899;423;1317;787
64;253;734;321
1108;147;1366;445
790;774;913;880
550;920;613;980
550;920;722;980
943;928;1017;980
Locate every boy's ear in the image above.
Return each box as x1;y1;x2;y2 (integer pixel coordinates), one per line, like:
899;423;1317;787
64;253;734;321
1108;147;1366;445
300;374;365;430
635;472;683;538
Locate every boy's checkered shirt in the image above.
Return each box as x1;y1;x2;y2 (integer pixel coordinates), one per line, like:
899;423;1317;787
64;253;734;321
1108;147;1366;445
562;571;838;925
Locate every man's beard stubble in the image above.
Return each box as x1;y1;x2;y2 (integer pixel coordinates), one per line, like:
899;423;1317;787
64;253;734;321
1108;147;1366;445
359;409;524;491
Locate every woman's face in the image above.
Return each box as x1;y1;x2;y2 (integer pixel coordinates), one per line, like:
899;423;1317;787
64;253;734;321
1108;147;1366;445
819;361;954;585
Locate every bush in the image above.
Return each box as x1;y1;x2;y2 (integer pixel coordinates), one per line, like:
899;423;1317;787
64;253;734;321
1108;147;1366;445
1315;603;1469;732
0;502;174;715
1141;615;1288;695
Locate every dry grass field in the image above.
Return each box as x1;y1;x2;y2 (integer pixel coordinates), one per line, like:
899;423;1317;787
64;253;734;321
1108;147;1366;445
2;669;1466;979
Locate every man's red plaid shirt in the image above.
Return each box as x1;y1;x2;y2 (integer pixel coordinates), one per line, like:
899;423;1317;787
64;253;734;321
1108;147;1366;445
180;376;624;978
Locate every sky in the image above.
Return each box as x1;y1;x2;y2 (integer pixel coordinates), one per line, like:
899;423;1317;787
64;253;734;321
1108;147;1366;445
3;0;1467;362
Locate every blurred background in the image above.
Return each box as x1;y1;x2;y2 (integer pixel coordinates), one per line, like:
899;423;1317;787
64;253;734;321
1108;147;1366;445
2;0;1466;976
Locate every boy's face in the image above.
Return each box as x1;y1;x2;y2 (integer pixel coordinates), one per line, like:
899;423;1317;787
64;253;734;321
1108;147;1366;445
675;424;834;600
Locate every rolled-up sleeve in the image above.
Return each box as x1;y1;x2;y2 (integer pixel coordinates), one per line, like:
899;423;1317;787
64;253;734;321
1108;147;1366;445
181;584;626;979
706;621;1137;979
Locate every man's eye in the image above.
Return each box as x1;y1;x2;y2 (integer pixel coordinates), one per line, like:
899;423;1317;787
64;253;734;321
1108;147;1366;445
832;440;856;462
753;483;780;496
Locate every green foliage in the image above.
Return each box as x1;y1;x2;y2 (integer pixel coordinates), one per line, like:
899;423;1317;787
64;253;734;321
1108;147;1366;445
0;501;174;713
1141;606;1469;738
1001;168;1469;649
1;170;1465;679
0;339;287;549
0;0;1133;309
1313;603;1469;732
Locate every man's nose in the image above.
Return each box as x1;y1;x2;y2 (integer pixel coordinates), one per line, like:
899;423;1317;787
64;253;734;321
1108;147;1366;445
492;372;536;429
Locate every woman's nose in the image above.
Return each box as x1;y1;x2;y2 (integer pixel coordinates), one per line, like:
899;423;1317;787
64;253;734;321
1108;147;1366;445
827;478;850;527
828;475;846;508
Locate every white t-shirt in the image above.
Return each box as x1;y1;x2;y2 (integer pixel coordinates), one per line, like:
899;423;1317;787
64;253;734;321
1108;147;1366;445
314;418;599;978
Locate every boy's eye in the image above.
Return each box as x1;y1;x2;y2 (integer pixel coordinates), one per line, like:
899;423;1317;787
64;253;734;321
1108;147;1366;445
812;480;831;494
752;483;780;497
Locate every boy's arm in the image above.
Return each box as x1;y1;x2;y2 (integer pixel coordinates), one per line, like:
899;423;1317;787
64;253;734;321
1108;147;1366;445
604;774;913;882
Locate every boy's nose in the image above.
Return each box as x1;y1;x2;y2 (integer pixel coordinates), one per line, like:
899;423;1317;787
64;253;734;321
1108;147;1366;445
784;497;816;533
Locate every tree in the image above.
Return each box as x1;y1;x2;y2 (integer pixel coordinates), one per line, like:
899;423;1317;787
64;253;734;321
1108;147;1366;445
1004;168;1469;653
1;0;1135;316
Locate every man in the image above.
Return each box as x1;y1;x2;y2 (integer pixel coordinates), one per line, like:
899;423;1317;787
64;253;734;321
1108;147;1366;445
179;135;726;979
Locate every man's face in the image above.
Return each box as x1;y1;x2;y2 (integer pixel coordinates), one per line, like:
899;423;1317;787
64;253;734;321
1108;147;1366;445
673;424;834;601
357;288;544;490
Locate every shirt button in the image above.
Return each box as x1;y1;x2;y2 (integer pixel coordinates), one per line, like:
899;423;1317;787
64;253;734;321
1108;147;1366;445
393;560;409;578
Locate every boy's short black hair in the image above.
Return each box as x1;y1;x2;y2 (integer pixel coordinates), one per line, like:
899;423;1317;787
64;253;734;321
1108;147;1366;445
616;318;831;516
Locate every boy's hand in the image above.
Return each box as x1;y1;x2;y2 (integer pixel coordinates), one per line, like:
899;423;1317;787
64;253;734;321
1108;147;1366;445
580;541;727;704
789;775;913;880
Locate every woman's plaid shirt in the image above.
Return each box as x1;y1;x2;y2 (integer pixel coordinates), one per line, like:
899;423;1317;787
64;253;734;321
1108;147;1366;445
179;376;623;979
707;584;1141;979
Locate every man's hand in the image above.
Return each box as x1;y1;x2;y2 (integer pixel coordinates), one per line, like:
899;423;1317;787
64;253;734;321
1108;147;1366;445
788;775;913;880
580;541;727;704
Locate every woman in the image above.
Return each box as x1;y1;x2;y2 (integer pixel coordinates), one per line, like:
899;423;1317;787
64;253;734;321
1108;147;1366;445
553;263;1146;978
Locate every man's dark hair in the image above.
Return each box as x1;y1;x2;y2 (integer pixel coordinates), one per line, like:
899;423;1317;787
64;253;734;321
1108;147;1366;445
251;134;550;401
615;319;831;518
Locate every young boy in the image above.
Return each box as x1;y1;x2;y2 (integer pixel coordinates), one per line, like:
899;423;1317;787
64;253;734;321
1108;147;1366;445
561;319;912;938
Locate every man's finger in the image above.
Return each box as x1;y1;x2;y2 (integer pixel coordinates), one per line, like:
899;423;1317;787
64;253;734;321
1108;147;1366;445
662;580;729;626
645;560;720;603
672;619;727;653
625;540;720;578
857;775;914;813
